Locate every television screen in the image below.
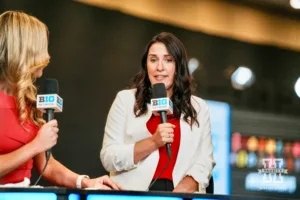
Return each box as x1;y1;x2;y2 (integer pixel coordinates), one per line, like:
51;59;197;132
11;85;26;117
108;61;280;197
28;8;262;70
206;100;231;195
0;192;57;200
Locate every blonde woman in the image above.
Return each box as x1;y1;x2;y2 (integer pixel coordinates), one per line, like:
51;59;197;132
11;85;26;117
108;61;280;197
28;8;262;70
0;11;121;190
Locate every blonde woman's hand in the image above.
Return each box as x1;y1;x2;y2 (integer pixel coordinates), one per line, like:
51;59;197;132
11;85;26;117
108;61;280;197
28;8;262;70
32;119;59;153
82;175;124;190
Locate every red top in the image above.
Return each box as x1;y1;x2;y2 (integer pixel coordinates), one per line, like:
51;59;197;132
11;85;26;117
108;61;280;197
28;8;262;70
0;91;39;184
146;114;181;181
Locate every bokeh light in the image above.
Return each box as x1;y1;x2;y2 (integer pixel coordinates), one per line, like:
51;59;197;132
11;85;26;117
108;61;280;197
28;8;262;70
265;139;276;154
237;150;248;168
247;152;257;168
232;132;242;152
258;138;266;152
247;136;258;152
292;142;300;158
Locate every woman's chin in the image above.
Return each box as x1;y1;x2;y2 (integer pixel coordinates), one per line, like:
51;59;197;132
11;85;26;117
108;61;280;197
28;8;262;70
34;71;43;78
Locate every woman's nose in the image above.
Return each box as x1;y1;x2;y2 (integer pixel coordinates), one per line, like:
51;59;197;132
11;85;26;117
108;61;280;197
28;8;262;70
156;61;164;71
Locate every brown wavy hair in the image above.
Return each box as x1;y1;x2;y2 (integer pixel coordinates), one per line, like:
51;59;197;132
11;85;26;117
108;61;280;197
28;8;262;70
0;11;50;127
132;32;199;127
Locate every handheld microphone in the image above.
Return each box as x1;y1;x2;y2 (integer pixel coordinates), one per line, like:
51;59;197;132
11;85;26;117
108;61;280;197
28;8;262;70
151;83;173;158
37;79;63;160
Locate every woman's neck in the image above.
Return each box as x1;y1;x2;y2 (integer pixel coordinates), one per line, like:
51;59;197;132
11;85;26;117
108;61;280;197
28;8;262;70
167;89;173;98
0;81;15;96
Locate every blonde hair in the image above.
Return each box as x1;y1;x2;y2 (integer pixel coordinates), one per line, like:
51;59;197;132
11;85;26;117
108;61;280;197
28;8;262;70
0;11;50;126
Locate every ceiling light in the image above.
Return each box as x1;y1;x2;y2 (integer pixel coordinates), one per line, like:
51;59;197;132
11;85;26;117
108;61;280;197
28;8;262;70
290;0;300;9
231;66;255;90
294;77;300;98
188;58;200;74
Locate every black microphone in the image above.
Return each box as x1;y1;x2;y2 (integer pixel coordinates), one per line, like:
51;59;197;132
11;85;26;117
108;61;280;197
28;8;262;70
151;83;173;158
37;79;63;160
147;83;173;191
34;79;63;186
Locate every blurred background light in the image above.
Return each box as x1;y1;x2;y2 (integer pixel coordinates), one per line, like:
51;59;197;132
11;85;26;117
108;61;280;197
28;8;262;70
284;142;292;155
247;152;257;168
290;0;300;9
231;132;242;152
237;150;248;168
292;142;300;158
258;138;266;152
231;152;237;166
276;140;284;155
247;136;258;152
294;77;300;98
231;66;255;90
265;139;276;154
287;157;294;172
188;57;200;74
241;136;248;149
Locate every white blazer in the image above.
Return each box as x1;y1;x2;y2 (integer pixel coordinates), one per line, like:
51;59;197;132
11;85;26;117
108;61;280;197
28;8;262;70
100;89;215;192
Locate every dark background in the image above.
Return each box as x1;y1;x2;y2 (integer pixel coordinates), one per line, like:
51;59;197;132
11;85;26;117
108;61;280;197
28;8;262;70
1;0;300;198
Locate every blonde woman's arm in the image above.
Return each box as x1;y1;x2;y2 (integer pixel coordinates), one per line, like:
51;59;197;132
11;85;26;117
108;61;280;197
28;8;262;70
0;120;58;178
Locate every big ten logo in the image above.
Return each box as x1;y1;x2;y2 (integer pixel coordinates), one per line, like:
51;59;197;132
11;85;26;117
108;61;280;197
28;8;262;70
152;98;167;106
39;95;55;103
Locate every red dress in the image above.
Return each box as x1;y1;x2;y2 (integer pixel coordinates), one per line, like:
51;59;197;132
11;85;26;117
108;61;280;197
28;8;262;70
0;91;39;184
146;114;181;181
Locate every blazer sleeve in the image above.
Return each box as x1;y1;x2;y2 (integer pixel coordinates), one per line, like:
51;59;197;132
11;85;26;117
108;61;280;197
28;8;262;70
185;100;216;193
100;91;138;172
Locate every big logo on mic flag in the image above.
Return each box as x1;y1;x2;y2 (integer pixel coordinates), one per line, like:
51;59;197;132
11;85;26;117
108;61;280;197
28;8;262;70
37;94;63;112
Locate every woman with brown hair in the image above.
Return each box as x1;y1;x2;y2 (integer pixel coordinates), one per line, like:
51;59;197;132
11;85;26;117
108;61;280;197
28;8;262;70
101;32;215;193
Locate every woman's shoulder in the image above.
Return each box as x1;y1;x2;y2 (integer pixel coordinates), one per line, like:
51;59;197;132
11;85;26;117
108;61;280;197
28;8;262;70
0;90;17;109
116;88;136;98
191;95;209;113
114;89;136;105
191;95;207;106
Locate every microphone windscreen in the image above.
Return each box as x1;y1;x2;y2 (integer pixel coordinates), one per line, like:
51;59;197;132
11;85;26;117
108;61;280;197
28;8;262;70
44;79;59;94
152;83;167;98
